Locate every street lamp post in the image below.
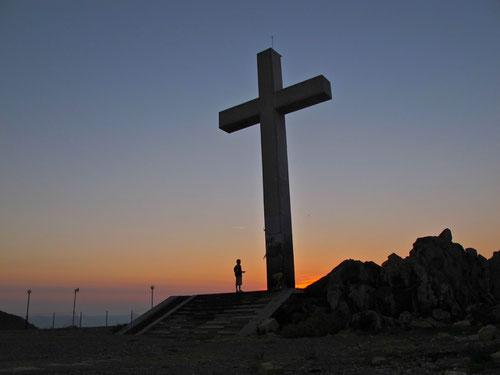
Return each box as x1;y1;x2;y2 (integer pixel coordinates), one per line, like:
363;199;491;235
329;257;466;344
72;288;79;326
25;289;32;329
150;285;154;309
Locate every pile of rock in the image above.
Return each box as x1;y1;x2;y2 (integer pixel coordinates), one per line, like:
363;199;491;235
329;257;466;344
279;229;500;333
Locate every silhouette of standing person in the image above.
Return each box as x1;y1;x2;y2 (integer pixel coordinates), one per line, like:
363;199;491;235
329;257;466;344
234;259;246;292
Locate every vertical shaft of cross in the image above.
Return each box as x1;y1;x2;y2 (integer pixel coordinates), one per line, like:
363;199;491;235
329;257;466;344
219;48;332;291
257;49;295;290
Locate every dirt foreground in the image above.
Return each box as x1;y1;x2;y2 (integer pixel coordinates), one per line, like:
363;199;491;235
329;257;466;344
1;326;499;374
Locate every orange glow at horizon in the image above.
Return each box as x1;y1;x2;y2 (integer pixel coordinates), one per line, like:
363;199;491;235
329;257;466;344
295;277;323;289
1;224;498;316
2;228;497;290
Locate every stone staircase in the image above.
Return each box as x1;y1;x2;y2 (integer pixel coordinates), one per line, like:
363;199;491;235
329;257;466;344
118;289;300;338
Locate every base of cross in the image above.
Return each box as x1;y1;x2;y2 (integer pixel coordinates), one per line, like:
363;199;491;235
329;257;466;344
265;235;295;290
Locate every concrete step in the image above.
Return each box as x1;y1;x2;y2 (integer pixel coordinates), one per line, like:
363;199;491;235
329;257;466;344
119;289;302;338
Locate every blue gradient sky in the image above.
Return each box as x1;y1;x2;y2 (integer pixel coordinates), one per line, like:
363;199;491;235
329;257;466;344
1;1;499;318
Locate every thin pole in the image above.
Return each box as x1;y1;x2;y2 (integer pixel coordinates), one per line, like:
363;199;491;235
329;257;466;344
105;310;108;327
79;312;82;328
52;312;55;329
25;289;31;329
72;288;79;326
150;285;154;309
130;309;133;323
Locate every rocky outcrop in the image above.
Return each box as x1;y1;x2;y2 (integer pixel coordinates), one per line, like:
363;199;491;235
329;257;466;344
292;229;500;332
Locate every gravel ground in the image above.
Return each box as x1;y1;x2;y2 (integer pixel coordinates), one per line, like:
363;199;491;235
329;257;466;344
1;326;499;374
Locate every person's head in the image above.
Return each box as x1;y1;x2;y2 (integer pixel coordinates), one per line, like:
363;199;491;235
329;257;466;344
236;259;241;264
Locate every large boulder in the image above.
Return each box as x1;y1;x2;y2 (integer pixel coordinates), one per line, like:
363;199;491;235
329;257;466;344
377;253;434;316
489;251;500;301
478;324;497;341
317;259;380;315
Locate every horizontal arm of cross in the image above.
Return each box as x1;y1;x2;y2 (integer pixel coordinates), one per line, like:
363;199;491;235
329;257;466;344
219;75;332;134
275;75;332;115
219;98;261;133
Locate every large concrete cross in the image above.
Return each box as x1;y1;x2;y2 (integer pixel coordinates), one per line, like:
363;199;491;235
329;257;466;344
219;48;332;290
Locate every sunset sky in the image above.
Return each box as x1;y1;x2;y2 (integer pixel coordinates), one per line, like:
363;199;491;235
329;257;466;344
1;1;499;320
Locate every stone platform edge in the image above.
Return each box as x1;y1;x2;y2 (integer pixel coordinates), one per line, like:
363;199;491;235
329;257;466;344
117;288;303;336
